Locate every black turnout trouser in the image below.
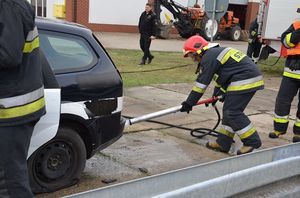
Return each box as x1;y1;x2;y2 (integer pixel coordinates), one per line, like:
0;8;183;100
274;76;300;135
0;121;37;198
247;41;262;59
140;33;152;61
217;92;262;151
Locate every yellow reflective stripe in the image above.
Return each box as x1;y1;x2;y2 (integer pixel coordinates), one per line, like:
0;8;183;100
283;71;300;79
23;37;40;53
192;86;205;93
220;87;226;93
273;117;289;124
218;128;234;138
239;127;256;139
220;49;234;64
218;48;246;64
294;117;300;127
227;80;264;91
213;74;219;81
294;122;300;127
215;83;221;88
285;33;295;48
0;97;45;119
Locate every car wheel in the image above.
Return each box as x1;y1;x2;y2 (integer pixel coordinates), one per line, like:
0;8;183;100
28;127;86;193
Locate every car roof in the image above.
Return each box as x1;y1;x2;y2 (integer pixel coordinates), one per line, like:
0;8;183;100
36;17;92;36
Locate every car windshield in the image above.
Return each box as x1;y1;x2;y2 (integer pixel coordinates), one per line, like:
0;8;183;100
39;31;97;73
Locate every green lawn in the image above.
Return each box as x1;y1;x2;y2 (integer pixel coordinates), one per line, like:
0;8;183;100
106;49;285;87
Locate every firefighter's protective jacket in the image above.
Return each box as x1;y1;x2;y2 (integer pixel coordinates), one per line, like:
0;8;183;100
281;20;300;79
0;0;45;126
186;47;264;106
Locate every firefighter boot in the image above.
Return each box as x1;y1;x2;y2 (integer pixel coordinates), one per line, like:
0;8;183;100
206;141;229;153
293;135;300;142
269;131;286;138
237;146;255;155
237;131;262;155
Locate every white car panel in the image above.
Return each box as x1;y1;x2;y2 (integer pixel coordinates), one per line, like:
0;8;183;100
28;89;61;158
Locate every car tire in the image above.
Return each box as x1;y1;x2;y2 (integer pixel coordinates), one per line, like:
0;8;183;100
28;127;86;194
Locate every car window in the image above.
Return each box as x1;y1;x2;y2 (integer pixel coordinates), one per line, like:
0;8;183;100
39;30;97;73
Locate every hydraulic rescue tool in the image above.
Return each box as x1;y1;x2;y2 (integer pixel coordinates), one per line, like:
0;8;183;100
125;96;219;126
125;96;221;139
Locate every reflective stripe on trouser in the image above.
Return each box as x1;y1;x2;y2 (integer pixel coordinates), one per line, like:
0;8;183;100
216;92;261;151
274;76;300;133
0;121;37;197
294;117;300;135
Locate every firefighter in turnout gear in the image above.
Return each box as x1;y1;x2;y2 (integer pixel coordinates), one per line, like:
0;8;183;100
246;17;262;64
0;0;46;196
269;7;300;143
180;35;263;155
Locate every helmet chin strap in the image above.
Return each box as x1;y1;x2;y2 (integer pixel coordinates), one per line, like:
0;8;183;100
195;62;203;74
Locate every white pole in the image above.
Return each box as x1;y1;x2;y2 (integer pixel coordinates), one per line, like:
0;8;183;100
35;0;38;16
211;0;216;42
41;0;44;17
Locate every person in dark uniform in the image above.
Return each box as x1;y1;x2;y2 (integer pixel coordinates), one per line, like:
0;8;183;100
246;17;262;64
269;7;300;143
0;0;46;196
180;35;263;155
138;3;157;65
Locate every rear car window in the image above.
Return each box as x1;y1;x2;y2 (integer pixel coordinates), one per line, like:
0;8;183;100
39;31;97;73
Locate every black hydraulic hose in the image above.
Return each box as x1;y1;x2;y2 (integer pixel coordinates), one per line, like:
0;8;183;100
190;105;220;138
258;56;281;66
124;105;221;139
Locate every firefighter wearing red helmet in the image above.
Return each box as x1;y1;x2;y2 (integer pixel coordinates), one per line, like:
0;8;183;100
180;35;264;155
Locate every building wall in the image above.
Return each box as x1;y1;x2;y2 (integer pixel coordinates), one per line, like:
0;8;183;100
65;0;259;33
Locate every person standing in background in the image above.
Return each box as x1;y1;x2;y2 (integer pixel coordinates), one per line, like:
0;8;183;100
246;17;263;64
138;3;157;65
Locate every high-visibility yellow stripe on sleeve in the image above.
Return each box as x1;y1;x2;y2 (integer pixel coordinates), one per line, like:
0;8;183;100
23;37;40;53
285;33;295;48
0;97;45;119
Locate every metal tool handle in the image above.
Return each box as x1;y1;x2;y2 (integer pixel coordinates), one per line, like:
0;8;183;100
125;96;219;127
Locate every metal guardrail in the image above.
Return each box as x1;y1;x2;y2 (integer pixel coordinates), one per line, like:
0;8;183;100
65;143;300;198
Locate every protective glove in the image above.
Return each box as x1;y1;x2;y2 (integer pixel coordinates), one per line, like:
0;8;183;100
180;101;193;114
219;94;225;102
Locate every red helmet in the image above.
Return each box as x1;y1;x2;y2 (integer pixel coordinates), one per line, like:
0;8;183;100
183;35;208;57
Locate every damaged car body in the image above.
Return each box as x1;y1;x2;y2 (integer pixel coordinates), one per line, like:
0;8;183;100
27;18;125;193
